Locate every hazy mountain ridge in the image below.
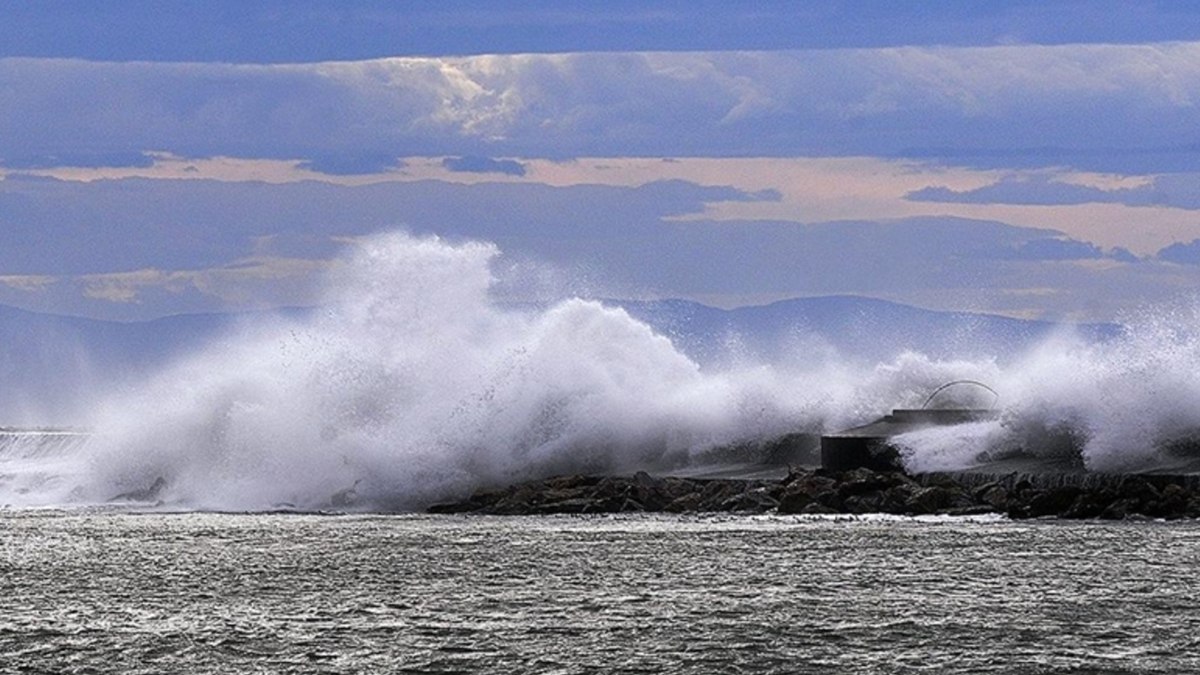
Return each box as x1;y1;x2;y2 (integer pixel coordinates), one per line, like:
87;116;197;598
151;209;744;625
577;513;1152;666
0;297;1119;423
613;296;1121;365
0;304;247;421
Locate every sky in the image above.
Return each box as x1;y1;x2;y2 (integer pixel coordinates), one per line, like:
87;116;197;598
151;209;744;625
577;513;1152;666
3;2;1200;321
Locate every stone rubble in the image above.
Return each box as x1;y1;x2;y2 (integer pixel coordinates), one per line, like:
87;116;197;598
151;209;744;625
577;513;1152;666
428;467;1200;520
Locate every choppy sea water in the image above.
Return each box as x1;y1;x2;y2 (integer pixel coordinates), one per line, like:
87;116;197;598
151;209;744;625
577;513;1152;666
2;511;1198;674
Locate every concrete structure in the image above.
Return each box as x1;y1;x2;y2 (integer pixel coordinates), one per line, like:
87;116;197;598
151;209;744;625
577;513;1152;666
820;408;999;471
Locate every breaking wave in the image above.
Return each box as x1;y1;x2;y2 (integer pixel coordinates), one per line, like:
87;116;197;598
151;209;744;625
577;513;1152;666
894;308;1200;475
4;232;1200;510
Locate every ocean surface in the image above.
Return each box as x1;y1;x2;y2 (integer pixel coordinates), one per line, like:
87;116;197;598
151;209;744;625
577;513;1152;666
2;511;1198;674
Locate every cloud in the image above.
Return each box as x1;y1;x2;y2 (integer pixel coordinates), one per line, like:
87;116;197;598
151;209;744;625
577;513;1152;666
8;3;1200;62
77;257;328;306
0;151;155;170
909;176;1123;206
4;43;1200;170
909;173;1200;209
297;153;405;176
0;172;1191;321
442;156;527;176
80;269;192;303
1157;239;1200;265
0;274;55;292
0;175;770;275
994;237;1110;261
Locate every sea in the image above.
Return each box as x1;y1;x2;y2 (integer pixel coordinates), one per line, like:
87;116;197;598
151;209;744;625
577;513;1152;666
6;232;1200;673
3;510;1198;674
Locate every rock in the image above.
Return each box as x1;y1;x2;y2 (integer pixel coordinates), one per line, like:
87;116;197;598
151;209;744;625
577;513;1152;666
813;489;844;511
778;473;839;513
793;473;838;495
592;476;626;500
1011;479;1035;499
842;491;885;514
781;466;810;486
1152;483;1189;519
837;468;894;497
944;505;997;516
539;486;590;504
110;476;168;503
530;498;596;515
721;488;779;513
427;500;477;514
947;489;975;510
1117;476;1159;505
542;474;597;491
698;480;742;510
663;493;703;513
661;477;701;500
921;473;964;490
776;489;812;514
881;484;917;513
424;469;1200;520
631;471;673;510
1024;487;1082;518
1100;498;1135;520
1061;492;1107;519
971;481;1002;500
979;486;1009;510
906;486;953;514
618;498;645;513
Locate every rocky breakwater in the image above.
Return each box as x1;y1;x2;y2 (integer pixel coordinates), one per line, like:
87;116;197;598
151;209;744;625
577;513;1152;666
428;468;1200;520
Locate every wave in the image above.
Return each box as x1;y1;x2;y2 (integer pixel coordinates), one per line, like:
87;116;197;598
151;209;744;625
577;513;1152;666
4;232;1200;510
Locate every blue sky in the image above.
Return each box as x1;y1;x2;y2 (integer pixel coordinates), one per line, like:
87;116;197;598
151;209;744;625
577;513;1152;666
8;2;1200;60
2;2;1200;321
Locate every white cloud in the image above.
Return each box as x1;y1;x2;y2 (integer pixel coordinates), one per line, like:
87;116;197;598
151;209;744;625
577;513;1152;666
80;269;193;303
77;258;327;305
4;43;1200;168
0;274;55;292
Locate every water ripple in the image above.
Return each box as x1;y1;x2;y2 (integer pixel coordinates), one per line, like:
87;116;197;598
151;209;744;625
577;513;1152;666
1;512;1197;673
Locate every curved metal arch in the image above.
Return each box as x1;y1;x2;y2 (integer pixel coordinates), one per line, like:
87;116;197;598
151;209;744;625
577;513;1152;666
921;379;999;410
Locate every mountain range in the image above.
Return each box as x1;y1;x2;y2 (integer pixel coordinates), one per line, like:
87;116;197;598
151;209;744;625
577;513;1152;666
0;296;1120;423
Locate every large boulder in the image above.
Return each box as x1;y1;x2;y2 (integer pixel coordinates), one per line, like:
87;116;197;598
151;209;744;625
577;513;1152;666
1020;486;1083;519
905;486;954;514
777;473;839;514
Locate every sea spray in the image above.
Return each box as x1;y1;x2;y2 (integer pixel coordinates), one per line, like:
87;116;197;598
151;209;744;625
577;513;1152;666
8;232;1200;510
892;313;1200;474
67;232;968;510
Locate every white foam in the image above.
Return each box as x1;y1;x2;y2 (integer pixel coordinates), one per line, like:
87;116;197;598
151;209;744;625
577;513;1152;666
56;233;949;510
6;232;1200;510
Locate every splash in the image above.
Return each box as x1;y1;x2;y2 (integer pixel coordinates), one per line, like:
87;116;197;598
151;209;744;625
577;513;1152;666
5;232;1200;511
892;311;1200;474
43;232;956;510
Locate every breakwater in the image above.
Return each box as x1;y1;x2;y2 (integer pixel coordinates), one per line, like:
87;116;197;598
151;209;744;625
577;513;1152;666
428;467;1200;520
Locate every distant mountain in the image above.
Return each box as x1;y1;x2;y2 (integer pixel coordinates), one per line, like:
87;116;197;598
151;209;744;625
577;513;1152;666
611;296;1121;365
0;297;1120;422
0;304;246;422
